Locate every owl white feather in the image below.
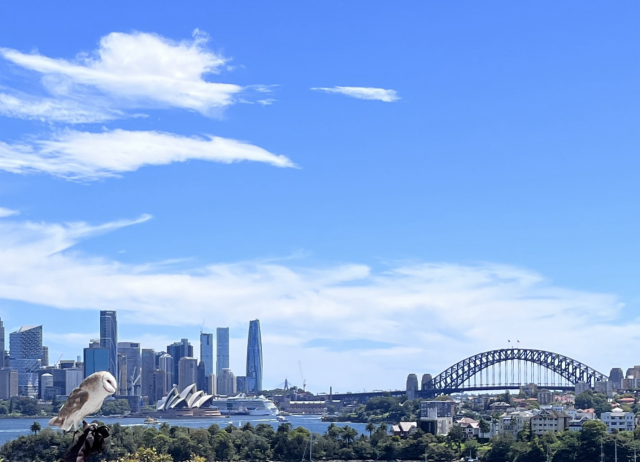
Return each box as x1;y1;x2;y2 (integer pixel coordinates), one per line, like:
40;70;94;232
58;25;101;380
49;371;117;432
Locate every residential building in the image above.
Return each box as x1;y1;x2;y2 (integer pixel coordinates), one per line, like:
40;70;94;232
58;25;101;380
178;357;197;392
420;400;455;435
601;408;635;433
538;390;552;405
456;418;479;439
218;368;236;396
118;342;141;396
594;381;614;397
9;325;45;396
406;373;418;400
246;320;263;393
531;409;571;434
0;369;18;399
83;340;110;378
499;411;533;438
99;311;118;383
216;328;229;381
575;381;590;395
392;422;418;438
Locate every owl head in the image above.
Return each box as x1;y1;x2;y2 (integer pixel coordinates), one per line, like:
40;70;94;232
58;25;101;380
99;371;117;395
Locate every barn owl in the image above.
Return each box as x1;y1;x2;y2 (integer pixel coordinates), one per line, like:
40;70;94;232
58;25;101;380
49;371;117;432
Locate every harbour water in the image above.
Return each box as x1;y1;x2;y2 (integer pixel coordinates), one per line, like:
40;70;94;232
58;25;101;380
0;415;369;447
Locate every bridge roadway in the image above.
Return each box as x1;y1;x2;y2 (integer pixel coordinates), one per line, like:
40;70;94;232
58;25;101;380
327;384;574;404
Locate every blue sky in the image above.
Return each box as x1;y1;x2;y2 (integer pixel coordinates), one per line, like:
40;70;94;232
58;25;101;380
0;1;639;392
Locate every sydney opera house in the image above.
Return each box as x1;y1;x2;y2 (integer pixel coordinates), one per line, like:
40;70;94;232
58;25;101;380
154;384;221;417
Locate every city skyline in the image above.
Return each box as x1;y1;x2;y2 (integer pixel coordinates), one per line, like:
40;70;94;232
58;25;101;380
0;2;639;392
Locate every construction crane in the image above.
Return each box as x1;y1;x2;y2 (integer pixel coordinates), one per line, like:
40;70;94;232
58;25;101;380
129;366;141;396
298;361;306;391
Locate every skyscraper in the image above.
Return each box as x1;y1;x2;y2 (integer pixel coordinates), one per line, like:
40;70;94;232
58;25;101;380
167;339;193;384
100;311;118;382
9;325;44;396
141;349;156;400
246;320;263;393
118;342;141;396
200;332;214;382
83;339;110;378
158;353;174;392
0;317;5;368
178;357;197;392
218;368;236;396
216;328;229;378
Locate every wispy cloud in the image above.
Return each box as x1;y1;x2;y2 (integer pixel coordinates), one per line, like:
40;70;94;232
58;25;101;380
0;207;19;218
0;213;631;390
0;92;124;124
312;86;399;102
0;30;247;119
0;129;295;180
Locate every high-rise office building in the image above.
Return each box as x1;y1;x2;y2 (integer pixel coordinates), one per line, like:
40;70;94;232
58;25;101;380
141;349;156;400
167;339;193;385
200;332;214;383
41;346;49;367
9;325;44;396
158;353;174;392
236;376;248;394
246;320;263;393
83;339;110;378
0;369;18;399
216;328;229;378
118;342;141;396
197;361;207;393
100;311;118;382
117;353;127;395
153;369;166;402
0;318;5;368
178;357;197;392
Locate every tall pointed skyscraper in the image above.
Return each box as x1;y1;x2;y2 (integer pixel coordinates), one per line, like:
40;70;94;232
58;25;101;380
246;320;263;393
100;311;118;383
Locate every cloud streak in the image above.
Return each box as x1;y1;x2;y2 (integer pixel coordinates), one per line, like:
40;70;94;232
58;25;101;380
0;129;295;180
0;214;632;390
0;30;244;118
312;86;399;102
0;207;19;218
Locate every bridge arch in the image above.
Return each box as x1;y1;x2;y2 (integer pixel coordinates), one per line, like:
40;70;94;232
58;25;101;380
425;348;608;394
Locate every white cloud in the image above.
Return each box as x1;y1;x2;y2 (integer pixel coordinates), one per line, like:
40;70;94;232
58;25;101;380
0;207;19;218
0;129;295;180
312;86;399;102
0;214;632;391
0;92;123;123
0;30;243;117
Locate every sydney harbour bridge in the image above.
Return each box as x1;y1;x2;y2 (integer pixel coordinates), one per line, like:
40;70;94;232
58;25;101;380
329;348;609;402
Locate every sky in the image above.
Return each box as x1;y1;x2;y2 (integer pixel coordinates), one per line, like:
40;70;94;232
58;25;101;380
0;1;639;393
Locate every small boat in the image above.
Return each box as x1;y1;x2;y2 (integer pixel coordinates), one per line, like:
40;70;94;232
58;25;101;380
144;416;159;425
277;415;289;422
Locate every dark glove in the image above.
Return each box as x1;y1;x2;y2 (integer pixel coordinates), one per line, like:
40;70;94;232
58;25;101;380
63;423;110;462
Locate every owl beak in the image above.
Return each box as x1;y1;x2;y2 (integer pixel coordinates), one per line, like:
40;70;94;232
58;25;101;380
104;380;116;394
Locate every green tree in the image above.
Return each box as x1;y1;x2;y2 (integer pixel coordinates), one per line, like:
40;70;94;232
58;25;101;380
577;420;607;461
486;433;515;462
29;421;41;435
478;418;490;438
447;425;464;452
341;425;358;447
574;390;595;410
365;422;376;438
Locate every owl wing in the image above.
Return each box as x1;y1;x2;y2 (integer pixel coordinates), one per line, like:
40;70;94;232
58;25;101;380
58;387;90;422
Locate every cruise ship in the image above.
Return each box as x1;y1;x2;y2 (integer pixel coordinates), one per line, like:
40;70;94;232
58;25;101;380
212;394;279;416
